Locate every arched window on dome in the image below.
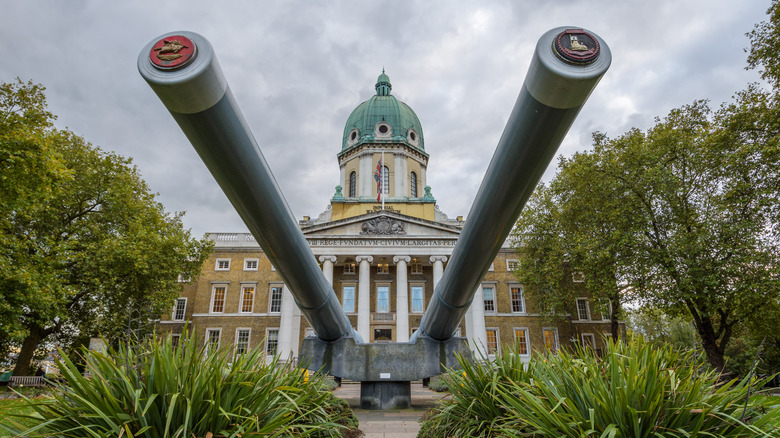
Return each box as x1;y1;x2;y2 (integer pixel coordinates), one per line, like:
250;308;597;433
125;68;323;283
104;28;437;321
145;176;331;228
410;171;418;198
349;171;356;197
382;166;390;198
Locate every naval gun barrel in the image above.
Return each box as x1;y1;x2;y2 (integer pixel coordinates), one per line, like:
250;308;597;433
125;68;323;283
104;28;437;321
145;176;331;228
416;27;611;342
138;32;354;342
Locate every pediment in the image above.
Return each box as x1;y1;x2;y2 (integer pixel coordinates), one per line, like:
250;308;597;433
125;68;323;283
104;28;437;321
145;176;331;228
301;210;461;239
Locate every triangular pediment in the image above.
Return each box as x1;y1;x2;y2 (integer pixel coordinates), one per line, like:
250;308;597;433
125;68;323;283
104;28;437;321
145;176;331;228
301;210;461;239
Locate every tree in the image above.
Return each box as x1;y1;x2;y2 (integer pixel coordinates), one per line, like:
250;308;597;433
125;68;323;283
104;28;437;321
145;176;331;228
0;80;211;375
514;100;780;373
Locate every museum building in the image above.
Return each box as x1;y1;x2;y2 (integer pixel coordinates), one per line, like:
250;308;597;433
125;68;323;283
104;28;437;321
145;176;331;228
159;72;615;362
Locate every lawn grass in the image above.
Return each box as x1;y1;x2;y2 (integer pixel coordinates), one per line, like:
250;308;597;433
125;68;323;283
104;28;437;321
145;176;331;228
0;389;49;436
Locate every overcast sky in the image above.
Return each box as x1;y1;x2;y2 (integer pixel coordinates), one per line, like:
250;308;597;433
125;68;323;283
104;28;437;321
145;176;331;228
1;0;771;238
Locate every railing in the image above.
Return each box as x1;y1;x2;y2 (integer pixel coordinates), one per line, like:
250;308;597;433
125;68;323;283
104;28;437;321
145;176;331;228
9;376;46;387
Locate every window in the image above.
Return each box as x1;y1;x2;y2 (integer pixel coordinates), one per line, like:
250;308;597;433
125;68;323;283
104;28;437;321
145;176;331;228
266;329;279;356
572;271;585;282
377;263;389;274
374;328;392;342
171;333;181;349
381;166;390;196
177;274;191;282
269;286;283;313
349;171;356;197
244;259;258;271
543;328;559;353
342;286;355;313
305;328;316;338
514;328;530;355
506;260;519;271
235;329;250;357
211;285;226;313
343;260;356;274
173;298;186;321
599;300;612;321
240;285;255;313
410;171;418;197
486;329;499;355
411;262;423;274
488;263;494;272
206;329;221;354
377;286;390;313
576;298;590;321
581;333;596;350
453;328;461;337
411;286;424;313
510;286;525;313
483;286;495;313
215;258;231;271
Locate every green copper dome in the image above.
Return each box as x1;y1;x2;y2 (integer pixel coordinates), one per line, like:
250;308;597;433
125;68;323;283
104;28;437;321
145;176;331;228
341;71;425;153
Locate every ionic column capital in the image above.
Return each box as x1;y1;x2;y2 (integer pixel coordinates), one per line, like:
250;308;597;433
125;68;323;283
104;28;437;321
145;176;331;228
356;255;374;264
318;255;337;264
393;256;411;264
429;256;448;264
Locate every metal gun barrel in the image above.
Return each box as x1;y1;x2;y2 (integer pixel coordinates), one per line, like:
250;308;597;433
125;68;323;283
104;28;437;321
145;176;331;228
416;27;611;341
138;32;354;342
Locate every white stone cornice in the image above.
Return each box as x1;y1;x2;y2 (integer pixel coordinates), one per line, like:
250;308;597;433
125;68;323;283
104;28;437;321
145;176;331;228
393;256;411;264
318;255;338;263
356;255;374;263
429;256;448;264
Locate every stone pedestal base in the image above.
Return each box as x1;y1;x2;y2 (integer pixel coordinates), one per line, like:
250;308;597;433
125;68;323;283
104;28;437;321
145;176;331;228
360;381;411;410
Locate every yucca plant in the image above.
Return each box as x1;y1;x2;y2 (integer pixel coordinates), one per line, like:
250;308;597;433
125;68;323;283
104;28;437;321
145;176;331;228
420;338;780;437
3;330;354;437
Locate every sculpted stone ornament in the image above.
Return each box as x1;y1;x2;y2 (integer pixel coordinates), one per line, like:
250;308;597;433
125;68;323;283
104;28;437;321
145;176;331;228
360;216;406;235
149;35;196;70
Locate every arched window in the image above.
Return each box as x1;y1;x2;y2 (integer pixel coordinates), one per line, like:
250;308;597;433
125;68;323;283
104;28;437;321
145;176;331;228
410;171;418;197
382;166;390;197
349;171;356;197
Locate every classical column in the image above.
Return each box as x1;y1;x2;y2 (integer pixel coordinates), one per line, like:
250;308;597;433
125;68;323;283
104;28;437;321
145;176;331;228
393;256;411;342
430;256;448;290
319;255;337;286
278;284;295;363
290;298;302;360
356;255;373;342
471;284;488;357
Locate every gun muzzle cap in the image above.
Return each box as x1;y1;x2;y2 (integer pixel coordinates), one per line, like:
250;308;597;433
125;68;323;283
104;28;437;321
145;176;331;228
149;35;197;70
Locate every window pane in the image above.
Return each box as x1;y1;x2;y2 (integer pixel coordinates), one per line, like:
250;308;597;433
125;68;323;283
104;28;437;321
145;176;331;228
349;171;356;197
374;328;392;342
486;329;498;354
411;286;424;313
544;329;558;352
235;329;250;356
577;299;589;320
483;287;495;312
212;287;225;313
270;287;283;313
241;286;255;313
514;328;529;355
410;172;417;197
343;286;355;313
206;330;220;354
382;166;390;196
511;287;524;313
174;298;186;320
266;330;279;355
377;286;389;312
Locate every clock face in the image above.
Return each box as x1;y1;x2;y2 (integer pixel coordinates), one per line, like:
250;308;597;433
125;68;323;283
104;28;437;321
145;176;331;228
554;29;600;65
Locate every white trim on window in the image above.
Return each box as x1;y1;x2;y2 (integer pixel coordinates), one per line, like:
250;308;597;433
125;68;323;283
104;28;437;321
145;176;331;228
210;284;228;313
410;284;425;313
486;328;499;355
506;259;519;271
342;284;356;313
482;285;496;313
205;328;221;354
581;333;596;350
513;327;531;356
265;328;280;356
269;285;283;313
244;258;259;271
234;328;251;357
215;258;231;271
509;284;526;313
239;284;256;313
376;284;390;313
576;298;591;321
543;327;559;353
172;297;187;321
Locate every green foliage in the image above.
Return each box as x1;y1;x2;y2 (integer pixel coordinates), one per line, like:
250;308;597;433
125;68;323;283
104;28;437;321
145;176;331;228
427;376;450;393
2;331;355;437
419;339;780;437
0;79;212;375
625;306;698;351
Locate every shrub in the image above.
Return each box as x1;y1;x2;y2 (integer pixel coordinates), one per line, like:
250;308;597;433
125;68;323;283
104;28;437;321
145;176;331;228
420;339;780;437
2;331;356;437
427;376;450;393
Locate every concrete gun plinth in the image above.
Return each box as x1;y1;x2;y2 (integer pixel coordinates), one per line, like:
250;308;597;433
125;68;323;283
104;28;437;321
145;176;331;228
300;335;470;409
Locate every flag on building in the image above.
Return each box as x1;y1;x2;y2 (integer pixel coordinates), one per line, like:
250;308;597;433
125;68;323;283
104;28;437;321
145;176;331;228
374;159;383;202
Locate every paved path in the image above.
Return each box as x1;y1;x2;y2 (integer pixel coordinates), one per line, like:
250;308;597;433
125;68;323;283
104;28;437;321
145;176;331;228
332;382;448;437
